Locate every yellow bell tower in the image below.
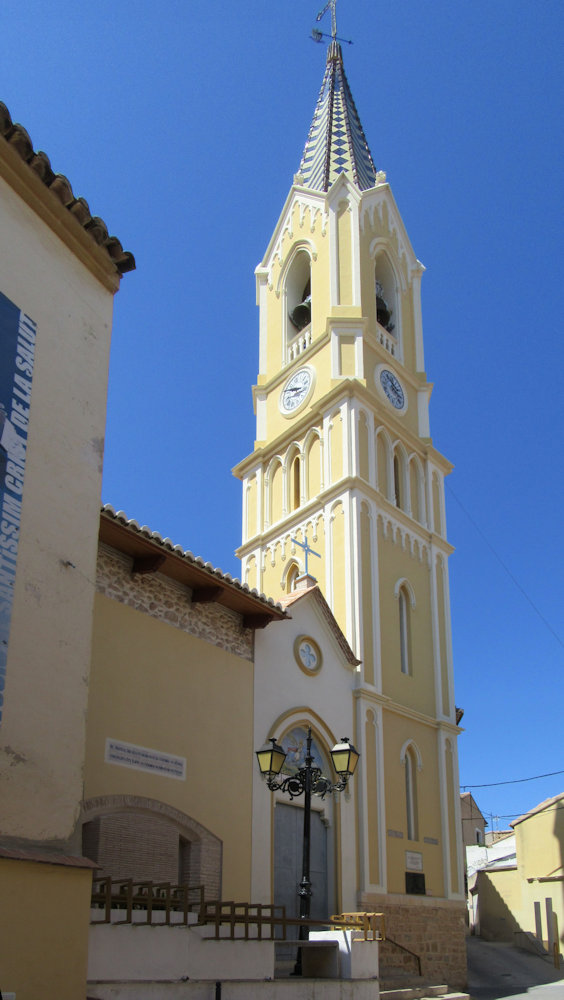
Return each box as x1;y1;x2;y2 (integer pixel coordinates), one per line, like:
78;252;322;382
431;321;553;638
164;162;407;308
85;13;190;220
235;31;463;909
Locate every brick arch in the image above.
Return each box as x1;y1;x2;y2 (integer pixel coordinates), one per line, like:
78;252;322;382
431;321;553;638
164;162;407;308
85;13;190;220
81;794;222;898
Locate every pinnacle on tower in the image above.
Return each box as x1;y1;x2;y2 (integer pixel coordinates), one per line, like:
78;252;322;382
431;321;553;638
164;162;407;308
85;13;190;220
298;41;378;192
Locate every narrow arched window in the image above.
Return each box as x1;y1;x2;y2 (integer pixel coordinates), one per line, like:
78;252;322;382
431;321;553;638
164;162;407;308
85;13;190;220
399;587;411;675
291;455;301;511
394;455;401;508
405;748;419;841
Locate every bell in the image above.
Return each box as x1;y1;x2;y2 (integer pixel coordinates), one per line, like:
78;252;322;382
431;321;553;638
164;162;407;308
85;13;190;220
376;295;392;330
289;295;311;332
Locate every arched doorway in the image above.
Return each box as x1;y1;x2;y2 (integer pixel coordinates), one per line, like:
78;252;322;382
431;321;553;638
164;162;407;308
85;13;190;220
272;726;335;923
80;795;222;898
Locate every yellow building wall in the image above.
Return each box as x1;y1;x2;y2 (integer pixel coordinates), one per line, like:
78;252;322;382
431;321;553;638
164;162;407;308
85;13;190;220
515;804;564;947
0;858;92;1000
477;868;522;942
378;523;436;715
382;715;445;898
85;594;254;900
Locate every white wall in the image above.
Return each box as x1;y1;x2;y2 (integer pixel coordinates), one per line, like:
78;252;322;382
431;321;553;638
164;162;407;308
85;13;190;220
0;168;117;845
252;592;359;912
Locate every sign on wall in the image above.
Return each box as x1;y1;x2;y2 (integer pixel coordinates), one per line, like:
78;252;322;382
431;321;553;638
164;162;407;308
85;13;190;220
105;738;187;780
0;291;36;725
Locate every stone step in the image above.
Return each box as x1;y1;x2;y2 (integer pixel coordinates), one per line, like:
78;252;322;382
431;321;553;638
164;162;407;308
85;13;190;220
380;989;470;1000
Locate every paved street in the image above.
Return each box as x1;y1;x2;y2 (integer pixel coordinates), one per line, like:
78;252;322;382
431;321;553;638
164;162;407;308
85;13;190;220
467;937;564;1000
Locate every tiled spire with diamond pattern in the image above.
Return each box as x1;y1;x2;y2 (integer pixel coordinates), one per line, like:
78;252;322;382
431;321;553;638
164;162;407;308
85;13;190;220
298;41;377;192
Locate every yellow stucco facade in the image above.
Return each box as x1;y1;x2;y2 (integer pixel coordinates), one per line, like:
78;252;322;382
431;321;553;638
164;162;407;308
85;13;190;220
0;857;93;1000
476;793;564;951
84;590;255;900
234;169;462;909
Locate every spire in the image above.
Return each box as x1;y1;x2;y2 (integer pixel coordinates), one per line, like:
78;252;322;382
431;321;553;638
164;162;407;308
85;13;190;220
297;41;378;193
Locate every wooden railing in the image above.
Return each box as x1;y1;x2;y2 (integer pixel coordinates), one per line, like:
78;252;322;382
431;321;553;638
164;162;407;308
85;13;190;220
90;879;388;949
90;876;205;925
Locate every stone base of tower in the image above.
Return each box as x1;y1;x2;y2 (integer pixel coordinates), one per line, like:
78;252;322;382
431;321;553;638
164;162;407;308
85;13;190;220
359;893;467;991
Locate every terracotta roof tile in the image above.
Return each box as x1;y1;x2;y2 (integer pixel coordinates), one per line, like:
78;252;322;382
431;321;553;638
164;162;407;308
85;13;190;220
0;101;135;276
100;504;288;623
277;582;360;667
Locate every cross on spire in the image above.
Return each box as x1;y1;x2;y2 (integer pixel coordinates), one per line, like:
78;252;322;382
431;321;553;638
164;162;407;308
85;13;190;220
291;535;321;577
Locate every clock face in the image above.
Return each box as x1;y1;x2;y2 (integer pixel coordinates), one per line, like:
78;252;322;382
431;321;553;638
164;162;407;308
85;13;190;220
281;367;313;413
379;369;405;410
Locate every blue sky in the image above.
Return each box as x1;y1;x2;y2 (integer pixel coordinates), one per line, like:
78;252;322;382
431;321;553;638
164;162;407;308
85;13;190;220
1;0;562;829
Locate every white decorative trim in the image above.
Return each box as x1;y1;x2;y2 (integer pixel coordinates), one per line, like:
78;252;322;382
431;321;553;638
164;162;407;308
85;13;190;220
394;577;416;608
400;739;423;772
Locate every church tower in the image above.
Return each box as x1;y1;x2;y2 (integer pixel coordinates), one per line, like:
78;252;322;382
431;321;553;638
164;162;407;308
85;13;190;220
235;32;464;909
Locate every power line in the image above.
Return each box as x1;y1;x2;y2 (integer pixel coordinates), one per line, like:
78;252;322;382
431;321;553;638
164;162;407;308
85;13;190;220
446;483;563;649
493;804;564;820
461;768;564;790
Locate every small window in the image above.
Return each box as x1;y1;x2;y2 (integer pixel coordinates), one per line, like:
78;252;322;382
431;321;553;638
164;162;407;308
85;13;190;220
286;563;300;592
405;872;426;895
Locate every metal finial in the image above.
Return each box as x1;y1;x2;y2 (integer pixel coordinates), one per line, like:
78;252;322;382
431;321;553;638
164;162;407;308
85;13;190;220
312;0;352;46
316;0;337;39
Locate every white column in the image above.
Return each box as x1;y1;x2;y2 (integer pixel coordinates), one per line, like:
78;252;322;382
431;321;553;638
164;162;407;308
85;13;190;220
411;264;425;373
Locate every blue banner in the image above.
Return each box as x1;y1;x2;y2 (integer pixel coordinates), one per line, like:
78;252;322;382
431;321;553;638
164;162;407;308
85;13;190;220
0;291;36;725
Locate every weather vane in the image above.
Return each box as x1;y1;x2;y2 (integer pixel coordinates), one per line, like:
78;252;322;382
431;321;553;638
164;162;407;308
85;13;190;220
311;0;353;46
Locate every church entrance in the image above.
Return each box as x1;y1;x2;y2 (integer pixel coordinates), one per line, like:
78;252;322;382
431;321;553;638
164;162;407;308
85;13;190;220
274;801;329;921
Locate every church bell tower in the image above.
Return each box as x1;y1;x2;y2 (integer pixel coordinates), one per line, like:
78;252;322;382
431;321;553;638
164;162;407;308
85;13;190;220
234;25;463;905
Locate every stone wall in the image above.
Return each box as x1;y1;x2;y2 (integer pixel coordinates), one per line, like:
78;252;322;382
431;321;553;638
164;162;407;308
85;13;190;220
370;896;467;990
97;544;253;661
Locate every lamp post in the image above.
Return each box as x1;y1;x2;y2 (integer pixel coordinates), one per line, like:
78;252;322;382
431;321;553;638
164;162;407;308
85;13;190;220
256;726;359;973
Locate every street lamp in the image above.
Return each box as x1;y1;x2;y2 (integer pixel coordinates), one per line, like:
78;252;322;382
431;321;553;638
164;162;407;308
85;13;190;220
255;726;359;972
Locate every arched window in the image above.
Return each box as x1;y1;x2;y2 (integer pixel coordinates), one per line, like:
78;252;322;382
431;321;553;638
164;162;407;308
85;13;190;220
395;579;415;676
405;747;419;841
291;455;301;511
394;455;401;508
286;562;300;593
402;743;420;840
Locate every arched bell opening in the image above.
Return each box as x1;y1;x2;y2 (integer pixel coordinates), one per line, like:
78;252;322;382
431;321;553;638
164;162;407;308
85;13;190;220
374;252;397;336
286;250;312;335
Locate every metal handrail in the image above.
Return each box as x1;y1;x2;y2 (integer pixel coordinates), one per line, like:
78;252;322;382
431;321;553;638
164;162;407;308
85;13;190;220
382;933;422;976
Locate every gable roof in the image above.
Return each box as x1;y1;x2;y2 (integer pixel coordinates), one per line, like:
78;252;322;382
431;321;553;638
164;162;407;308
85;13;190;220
277;582;360;667
512;791;564;828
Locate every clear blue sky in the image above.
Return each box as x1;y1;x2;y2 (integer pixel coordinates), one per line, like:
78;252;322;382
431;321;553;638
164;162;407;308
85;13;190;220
1;0;562;829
